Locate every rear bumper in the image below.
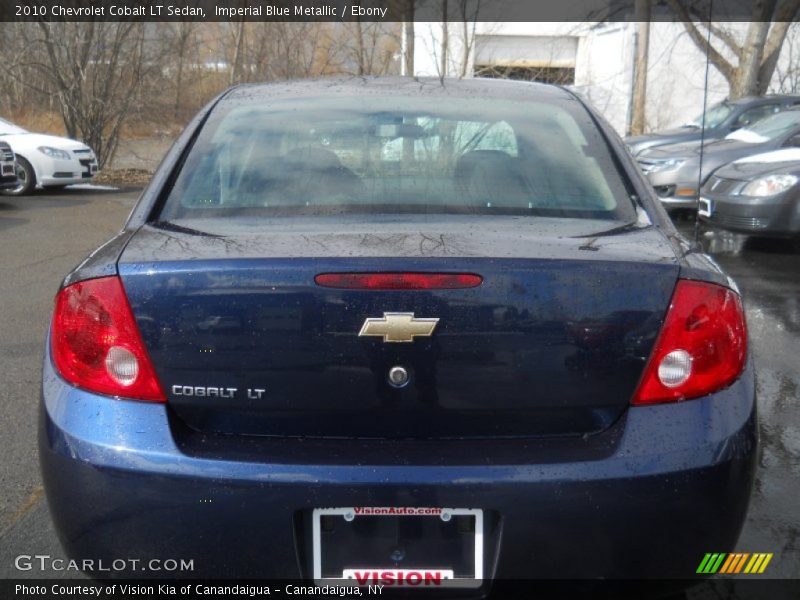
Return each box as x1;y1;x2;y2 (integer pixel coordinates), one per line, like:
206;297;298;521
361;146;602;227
641;178;699;210
658;194;698;210
650;178;700;210
40;353;757;580
640;164;702;208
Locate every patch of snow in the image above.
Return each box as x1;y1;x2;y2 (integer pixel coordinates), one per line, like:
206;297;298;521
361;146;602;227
66;183;120;191
725;129;767;143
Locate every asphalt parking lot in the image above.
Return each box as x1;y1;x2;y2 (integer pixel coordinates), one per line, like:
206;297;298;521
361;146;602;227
0;189;798;586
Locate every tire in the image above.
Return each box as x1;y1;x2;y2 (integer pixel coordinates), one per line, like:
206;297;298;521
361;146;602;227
1;156;36;196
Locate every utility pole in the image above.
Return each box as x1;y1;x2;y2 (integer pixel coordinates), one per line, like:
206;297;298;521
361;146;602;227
402;1;415;164
630;0;651;136
402;1;415;77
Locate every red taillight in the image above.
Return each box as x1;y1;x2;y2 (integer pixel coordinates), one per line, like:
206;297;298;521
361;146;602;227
315;272;483;290
632;279;747;406
51;276;165;402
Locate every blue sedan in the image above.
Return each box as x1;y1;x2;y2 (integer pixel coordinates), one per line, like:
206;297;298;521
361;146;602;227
40;78;755;587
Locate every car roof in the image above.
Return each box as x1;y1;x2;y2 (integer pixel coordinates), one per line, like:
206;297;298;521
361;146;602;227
729;94;800;105
222;76;577;105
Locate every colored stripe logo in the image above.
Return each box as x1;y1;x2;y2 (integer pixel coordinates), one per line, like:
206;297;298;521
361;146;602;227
697;553;773;574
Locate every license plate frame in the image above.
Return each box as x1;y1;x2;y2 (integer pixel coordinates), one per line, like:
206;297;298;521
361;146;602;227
698;196;713;217
312;506;484;588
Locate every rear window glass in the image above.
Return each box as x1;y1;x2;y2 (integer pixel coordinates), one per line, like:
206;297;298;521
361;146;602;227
158;94;635;223
744;110;800;140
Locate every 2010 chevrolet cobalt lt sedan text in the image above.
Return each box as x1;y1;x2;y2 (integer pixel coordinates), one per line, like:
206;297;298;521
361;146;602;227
40;78;756;587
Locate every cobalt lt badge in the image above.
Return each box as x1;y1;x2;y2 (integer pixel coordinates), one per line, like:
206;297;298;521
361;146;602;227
358;312;439;343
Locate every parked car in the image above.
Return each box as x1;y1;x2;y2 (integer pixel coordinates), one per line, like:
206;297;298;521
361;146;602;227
0;141;17;190
40;78;755;584
0;117;99;196
626;95;800;157
637;108;800;210
699;147;800;237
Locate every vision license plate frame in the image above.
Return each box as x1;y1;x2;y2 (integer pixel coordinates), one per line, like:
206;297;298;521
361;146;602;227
312;507;483;588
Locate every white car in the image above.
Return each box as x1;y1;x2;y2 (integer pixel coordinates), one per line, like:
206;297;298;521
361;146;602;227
0;118;99;196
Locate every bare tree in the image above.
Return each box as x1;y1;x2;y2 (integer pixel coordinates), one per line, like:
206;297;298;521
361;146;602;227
0;29;32;113
228;20;246;85
0;18;399;170
20;22;153;166
345;21;400;76
427;1;485;79
166;21;200;119
440;1;449;80
772;23;800;93
667;0;800;98
457;0;482;77
250;23;346;80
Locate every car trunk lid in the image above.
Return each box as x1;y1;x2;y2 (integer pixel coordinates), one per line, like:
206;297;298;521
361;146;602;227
118;218;679;439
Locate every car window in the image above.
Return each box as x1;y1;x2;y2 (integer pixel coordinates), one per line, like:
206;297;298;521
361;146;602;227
727;110;800;143
158;95;635;224
783;134;800;148
735;104;780;128
688;102;733;129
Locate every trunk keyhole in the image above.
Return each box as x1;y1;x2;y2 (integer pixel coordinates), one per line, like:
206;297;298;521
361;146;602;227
387;366;410;388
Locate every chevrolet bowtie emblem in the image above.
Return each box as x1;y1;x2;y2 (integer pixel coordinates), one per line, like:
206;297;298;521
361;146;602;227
358;312;439;343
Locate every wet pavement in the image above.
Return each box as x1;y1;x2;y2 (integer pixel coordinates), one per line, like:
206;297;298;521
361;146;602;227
0;188;138;579
679;220;800;581
0;191;797;589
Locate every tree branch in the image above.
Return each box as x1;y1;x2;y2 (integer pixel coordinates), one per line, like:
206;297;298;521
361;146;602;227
763;0;800;64
666;0;734;84
686;7;743;60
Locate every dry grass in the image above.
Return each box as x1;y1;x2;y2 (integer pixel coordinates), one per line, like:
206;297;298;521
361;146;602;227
4;108;188;141
3;110;66;136
94;168;153;186
120;118;186;140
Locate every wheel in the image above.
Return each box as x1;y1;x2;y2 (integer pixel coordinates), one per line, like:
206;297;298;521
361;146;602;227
1;156;36;196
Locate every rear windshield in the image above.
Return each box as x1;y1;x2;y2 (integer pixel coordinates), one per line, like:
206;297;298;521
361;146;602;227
158;94;636;224
743;110;800;141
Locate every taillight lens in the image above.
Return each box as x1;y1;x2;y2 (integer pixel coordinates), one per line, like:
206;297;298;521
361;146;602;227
632;279;747;405
315;272;483;290
51;276;165;402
